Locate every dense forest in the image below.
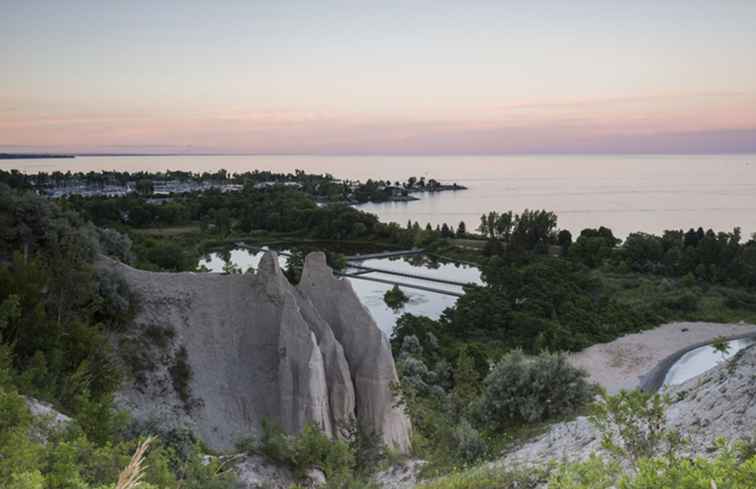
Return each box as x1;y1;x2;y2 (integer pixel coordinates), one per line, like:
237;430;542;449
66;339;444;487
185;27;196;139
389;209;756;473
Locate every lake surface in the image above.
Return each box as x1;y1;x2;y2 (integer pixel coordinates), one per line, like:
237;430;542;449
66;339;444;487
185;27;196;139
663;338;756;387
6;154;756;237
198;247;482;336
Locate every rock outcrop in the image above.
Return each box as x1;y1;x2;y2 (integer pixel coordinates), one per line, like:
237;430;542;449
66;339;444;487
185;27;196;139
99;252;411;452
234;454;325;489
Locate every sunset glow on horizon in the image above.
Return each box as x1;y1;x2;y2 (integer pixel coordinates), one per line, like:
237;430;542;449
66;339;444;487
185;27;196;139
3;1;756;154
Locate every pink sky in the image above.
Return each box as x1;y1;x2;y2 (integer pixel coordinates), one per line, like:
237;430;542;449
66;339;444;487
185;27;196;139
2;2;756;154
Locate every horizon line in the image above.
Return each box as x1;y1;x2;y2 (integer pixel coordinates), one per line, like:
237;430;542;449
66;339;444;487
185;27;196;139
3;151;756;158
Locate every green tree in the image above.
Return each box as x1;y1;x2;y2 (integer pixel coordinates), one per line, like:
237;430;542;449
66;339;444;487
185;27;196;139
135;179;154;196
456;221;467;238
494;211;514;242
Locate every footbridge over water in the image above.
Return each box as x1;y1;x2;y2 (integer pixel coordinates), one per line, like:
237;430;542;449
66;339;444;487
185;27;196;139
344;249;425;261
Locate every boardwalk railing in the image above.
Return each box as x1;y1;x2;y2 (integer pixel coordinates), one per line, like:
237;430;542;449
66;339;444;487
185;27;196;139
336;273;464;297
344;264;471;288
344;249;424;261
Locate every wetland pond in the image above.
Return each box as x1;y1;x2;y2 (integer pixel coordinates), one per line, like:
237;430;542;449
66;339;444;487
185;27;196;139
198;246;482;336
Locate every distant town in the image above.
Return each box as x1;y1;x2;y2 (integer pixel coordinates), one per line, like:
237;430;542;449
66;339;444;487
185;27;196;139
0;168;466;204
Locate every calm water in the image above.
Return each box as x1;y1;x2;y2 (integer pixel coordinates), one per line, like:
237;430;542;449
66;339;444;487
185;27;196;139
6;154;756;237
663;338;756;387
197;248;482;336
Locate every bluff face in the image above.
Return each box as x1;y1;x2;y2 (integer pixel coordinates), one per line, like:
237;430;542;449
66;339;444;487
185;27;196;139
99;252;411;452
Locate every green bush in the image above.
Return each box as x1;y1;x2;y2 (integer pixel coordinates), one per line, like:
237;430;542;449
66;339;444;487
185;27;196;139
475;350;594;428
143;324;176;350
239;419;379;488
95;268;132;328
96;227;135;263
417;465;545;489
590;389;678;464
548;442;756;489
451;419;487;464
169;346;193;406
291;423;354;481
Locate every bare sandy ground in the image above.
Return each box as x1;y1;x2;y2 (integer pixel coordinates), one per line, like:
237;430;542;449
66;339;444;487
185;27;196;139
567;321;756;393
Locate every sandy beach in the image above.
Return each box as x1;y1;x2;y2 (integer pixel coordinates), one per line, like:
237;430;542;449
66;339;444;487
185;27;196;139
568;321;756;393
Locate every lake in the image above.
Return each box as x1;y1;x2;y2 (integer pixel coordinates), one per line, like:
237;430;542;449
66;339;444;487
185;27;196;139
6;153;756;237
198;247;482;336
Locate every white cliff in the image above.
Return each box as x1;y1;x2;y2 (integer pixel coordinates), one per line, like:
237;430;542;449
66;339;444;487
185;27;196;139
99;251;411;452
298;252;413;453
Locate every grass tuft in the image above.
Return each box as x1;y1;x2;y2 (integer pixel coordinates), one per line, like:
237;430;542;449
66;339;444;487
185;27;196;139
115;436;155;489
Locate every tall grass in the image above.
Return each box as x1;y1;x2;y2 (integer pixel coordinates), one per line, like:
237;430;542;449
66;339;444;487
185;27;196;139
115;436;154;489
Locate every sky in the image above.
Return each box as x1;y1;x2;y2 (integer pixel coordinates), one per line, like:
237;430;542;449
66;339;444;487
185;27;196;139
2;0;756;155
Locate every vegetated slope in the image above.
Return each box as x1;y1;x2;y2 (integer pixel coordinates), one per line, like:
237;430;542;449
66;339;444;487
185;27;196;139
501;344;756;468
99;251;411;452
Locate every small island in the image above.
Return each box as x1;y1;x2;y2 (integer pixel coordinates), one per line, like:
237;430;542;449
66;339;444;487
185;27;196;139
384;284;410;310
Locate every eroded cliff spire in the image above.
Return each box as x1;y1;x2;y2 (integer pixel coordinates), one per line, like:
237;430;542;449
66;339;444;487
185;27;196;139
98;252;411;452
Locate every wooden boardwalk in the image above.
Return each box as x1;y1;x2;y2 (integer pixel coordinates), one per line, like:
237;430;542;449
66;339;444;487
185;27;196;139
345;249;425;261
336;273;464;297
344;264;472;288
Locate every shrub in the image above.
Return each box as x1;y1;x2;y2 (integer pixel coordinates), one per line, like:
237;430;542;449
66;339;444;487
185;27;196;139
340;416;385;476
240;419;373;488
254;418;294;464
97;228;135;263
723;288;756;311
143;324;175;350
451;419;487;464
475;350;594;428
285;250;305;284
656;290;700;313
291;423;354;482
547;454;621;489
417;465;545;489
169;346;192;405
548;441;756;489
96;268;132;328
145;241;191;271
590;389;681;464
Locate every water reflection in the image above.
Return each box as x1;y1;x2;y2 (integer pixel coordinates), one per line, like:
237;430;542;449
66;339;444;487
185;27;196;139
197;248;482;336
